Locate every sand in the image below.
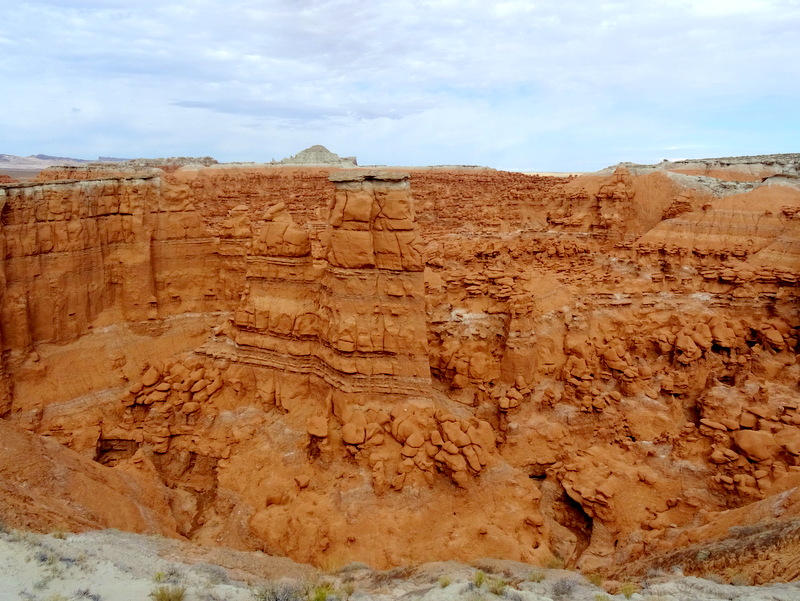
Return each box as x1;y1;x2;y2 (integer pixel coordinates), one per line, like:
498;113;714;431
1;527;800;601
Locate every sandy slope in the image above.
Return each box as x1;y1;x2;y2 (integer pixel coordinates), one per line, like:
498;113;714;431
1;528;799;601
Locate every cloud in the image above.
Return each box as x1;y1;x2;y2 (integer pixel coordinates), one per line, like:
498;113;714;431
171;98;423;122
0;0;798;169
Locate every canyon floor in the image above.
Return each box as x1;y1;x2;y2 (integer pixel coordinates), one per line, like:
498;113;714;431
3;527;800;601
1;150;799;597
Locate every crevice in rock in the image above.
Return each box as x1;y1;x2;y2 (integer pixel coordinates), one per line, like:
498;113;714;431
95;438;138;465
552;486;594;568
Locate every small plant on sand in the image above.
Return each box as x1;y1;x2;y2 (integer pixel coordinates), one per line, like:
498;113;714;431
526;570;545;583
149;586;186;601
340;582;356;600
543;556;566;570
594;594;610;601
619;582;639;598
251;583;305;601
552;578;576;599
153;567;182;585
73;589;102;601
194;562;229;585
487;577;508;595
586;572;603;587
308;581;335;601
438;575;452;588
321;556;343;574
473;570;487;587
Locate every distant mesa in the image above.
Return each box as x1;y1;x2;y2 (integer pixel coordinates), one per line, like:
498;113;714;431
114;156;218;168
32;154;91;163
277;145;357;167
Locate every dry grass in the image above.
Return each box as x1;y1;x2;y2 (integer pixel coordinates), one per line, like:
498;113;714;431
149;585;186;601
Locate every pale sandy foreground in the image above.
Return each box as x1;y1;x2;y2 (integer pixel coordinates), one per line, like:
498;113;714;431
1;528;799;601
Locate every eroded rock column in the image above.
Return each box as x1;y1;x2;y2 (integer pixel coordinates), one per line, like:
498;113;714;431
319;171;430;403
230;202;321;363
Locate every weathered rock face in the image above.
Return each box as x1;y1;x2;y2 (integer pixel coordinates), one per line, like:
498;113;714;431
1;158;799;582
0;175;240;421
603;153;800;182
0;419;178;535
216;171;430;393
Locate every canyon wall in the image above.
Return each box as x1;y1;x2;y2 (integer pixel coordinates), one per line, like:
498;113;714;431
2;160;799;583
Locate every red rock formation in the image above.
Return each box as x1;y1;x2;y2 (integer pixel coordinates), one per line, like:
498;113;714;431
1;158;799;580
0;419;178;535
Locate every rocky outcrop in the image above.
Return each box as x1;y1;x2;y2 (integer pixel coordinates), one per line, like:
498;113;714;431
545;166;712;238
0;175;241;422
0;176;224;351
0;419;178;535
1;158;799;580
602;153;800;182
217;170;429;392
278;145;357;167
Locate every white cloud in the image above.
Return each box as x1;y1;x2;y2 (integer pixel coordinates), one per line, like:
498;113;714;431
0;0;798;169
681;0;779;16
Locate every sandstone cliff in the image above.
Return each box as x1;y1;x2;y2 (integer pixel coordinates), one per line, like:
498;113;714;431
1;157;798;584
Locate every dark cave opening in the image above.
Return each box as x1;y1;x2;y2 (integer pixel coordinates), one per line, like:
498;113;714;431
552;487;594;568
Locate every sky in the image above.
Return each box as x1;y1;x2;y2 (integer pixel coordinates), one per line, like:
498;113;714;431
1;0;799;171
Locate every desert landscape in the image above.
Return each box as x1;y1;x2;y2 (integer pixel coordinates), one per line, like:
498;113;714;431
1;147;800;600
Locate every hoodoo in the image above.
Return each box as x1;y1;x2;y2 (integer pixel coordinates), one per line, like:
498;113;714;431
1;154;799;584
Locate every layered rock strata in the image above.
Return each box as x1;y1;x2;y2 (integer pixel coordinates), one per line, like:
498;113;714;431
1;157;799;582
210;170;430;396
0;175;239;419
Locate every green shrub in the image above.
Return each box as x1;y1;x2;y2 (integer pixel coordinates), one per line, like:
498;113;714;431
251;583;305;601
543;556;565;570
487;578;508;595
586;572;603;587
526;570;545;583
308;582;335;601
438;575;452;588
153;567;182;584
473;570;487;587
619;582;639;598
149;586;186;601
